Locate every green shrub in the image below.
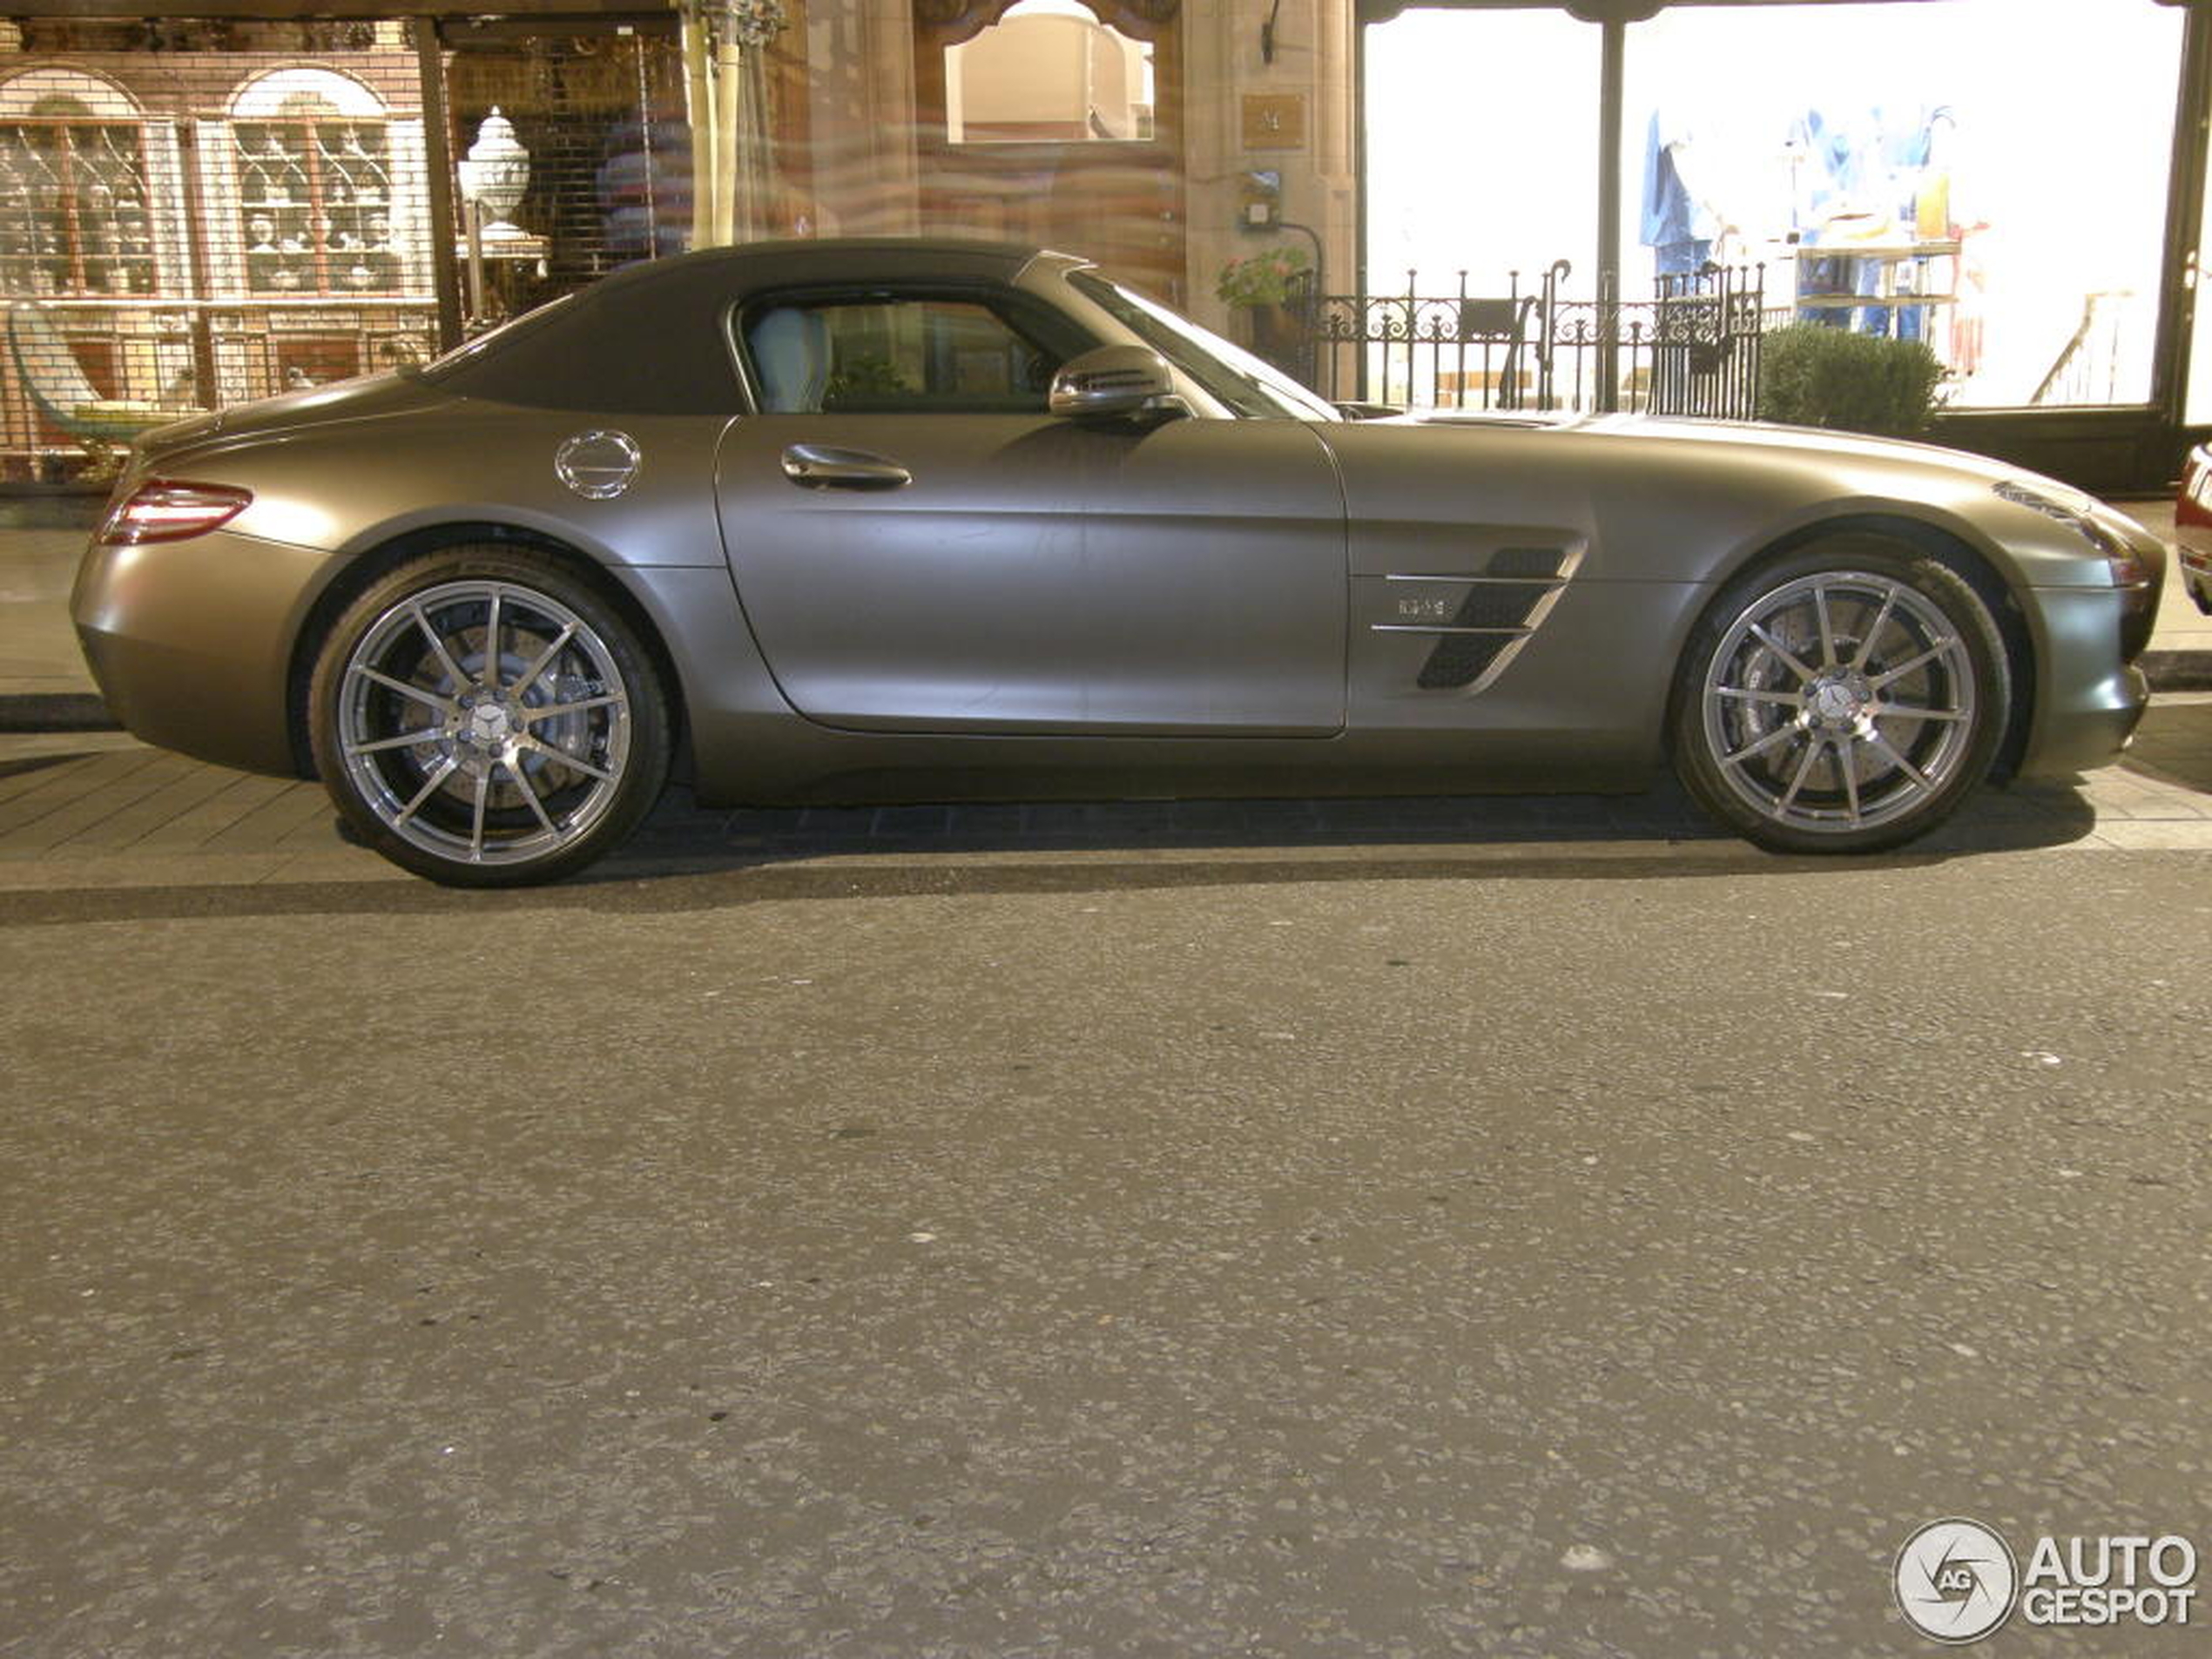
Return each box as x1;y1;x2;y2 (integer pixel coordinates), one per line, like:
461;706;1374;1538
1756;322;1943;438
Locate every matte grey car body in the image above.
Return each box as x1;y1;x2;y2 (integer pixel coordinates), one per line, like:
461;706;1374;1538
73;239;2163;885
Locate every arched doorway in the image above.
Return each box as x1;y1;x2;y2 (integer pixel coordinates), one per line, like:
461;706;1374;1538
914;0;1185;305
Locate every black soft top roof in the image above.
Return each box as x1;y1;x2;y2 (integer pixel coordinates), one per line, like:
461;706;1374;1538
420;239;1051;415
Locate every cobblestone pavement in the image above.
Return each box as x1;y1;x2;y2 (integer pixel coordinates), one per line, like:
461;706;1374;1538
3;695;2208;894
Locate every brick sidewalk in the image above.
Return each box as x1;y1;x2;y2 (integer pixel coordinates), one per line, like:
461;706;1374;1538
3;696;2208;892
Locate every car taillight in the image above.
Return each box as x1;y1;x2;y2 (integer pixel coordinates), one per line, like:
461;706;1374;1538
2180;454;2212;531
98;480;253;545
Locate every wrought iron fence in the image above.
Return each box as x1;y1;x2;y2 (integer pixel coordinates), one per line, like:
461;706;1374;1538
1292;261;1769;421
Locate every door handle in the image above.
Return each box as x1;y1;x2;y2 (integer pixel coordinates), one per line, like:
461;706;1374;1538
780;443;913;490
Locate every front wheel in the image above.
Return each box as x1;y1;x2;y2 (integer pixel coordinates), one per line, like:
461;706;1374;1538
1671;540;2010;855
309;546;671;887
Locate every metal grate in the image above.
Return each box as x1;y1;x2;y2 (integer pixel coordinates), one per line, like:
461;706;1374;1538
0;16;705;483
0;19;438;480
440;21;694;328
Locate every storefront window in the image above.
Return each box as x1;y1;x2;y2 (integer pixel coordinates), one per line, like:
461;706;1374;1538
228;70;398;300
233;111;400;297
2189;135;2212;428
1364;8;1597;295
0;71;154;299
1620;0;2184;408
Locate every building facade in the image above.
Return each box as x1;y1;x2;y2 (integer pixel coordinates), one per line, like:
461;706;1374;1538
0;0;2203;490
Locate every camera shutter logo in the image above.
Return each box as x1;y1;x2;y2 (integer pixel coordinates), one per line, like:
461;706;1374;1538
1895;1518;2020;1643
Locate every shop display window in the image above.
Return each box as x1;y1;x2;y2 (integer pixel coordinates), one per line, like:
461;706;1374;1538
1367;0;2187;415
0;91;156;299
233;113;400;298
1364;8;1598;296
1619;0;2184;408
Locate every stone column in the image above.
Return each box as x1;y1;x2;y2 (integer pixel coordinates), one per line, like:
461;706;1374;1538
799;0;921;236
1182;0;1359;334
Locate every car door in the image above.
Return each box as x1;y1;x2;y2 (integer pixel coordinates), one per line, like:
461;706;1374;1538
712;287;1346;737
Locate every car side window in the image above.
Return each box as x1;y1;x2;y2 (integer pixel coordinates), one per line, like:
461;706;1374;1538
744;294;1067;415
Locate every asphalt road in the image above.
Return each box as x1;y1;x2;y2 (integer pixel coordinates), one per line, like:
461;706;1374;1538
3;804;2209;1655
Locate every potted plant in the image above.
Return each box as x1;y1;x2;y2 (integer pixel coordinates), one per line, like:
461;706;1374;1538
1215;244;1312;368
1216;244;1311;308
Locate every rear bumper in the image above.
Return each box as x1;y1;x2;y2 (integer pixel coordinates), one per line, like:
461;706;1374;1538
71;528;343;777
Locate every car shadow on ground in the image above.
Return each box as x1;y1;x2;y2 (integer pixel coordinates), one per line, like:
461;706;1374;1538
617;771;2100;867
0;771;2110;927
616;693;2212;884
20;702;2212;925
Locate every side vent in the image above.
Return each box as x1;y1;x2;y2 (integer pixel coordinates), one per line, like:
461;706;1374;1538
1414;581;1549;688
1373;544;1581;693
1417;634;1521;691
1485;546;1569;580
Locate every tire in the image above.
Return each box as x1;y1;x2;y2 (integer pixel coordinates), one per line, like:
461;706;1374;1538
309;545;671;887
1670;537;2009;855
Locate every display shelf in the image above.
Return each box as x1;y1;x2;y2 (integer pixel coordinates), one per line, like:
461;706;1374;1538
0;120;159;297
233;118;401;298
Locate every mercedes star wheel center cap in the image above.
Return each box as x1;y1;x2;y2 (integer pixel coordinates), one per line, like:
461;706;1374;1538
1810;677;1866;728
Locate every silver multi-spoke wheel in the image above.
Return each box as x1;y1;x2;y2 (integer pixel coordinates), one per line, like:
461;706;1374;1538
1703;570;1976;832
313;550;669;886
1675;543;2006;854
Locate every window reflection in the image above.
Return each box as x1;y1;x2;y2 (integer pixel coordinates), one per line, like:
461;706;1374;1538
745;295;1068;414
946;0;1155;145
1622;0;2183;408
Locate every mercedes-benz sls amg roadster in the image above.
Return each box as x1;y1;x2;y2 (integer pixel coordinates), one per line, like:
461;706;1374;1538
73;239;2163;885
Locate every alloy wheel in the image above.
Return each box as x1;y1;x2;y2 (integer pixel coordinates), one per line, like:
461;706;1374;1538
333;578;635;868
1698;569;1980;835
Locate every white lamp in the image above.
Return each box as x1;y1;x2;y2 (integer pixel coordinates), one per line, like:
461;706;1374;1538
455;107;530;242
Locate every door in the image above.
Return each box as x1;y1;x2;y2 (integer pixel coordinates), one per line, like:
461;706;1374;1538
714;288;1345;735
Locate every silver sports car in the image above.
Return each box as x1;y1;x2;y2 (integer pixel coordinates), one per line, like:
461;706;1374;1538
73;239;2163;886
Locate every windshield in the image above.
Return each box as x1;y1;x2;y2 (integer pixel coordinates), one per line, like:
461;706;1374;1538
1069;272;1339;421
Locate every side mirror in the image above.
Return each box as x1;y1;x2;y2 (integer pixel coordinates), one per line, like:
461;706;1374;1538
1049;346;1186;421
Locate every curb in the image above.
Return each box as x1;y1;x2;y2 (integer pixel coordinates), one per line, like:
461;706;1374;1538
0;692;117;732
3;655;2210;738
2142;651;2212;692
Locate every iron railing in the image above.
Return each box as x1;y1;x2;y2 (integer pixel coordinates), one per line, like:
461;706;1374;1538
1291;261;1769;421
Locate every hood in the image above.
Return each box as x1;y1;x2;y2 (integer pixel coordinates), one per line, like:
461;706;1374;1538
1578;412;2021;477
1396;406;2159;566
1415;405;2013;476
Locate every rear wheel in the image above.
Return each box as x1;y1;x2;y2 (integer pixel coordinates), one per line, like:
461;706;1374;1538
309;546;670;887
1671;539;2008;854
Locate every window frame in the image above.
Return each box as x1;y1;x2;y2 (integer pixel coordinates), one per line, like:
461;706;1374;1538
0;116;158;299
232;111;401;300
728;282;1096;417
